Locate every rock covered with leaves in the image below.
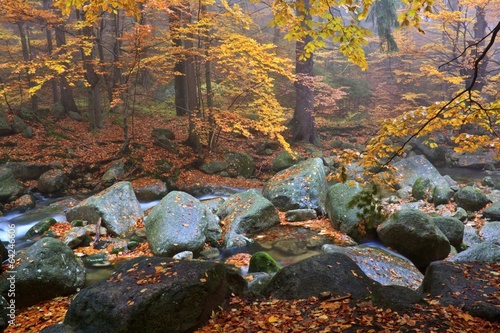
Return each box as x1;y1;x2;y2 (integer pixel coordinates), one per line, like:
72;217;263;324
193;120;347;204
63;256;246;333
262;158;327;213
0;237;85;308
66;181;143;237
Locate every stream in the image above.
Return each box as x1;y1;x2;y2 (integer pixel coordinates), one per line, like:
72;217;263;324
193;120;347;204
1;167;492;286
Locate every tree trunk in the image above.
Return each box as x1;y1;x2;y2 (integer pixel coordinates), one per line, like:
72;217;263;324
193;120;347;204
289;0;319;145
17;21;38;111
55;27;80;114
43;0;59;104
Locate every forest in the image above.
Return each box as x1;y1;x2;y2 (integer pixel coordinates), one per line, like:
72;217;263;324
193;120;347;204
1;0;500;332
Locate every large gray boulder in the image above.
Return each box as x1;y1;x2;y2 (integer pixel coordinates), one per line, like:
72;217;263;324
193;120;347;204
63;256;246;333
218;189;280;248
145;191;210;256
377;209;451;269
454;186;490;211
0;167;22;202
262;158;327;213
66;181;143;237
431;216;464;248
392;155;448;190
479;222;500;245
447;242;500;262
322;244;423;290
325;181;376;242
0;237;85;308
421;261;500;321
38;169;69;194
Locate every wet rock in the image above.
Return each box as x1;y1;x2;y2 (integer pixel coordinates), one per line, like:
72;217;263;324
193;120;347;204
63;256;246;333
284;209;317;222
0;237;85;308
377;209;450;269
447;242;500;262
479;222;500;245
263;158;327;213
131;177;168;202
24;217;57;239
454;186;490;211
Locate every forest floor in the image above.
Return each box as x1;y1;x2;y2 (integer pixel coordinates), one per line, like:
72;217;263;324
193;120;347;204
2;110;500;332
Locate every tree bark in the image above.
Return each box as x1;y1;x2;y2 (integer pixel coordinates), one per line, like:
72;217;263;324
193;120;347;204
289;0;319;145
17;21;38;111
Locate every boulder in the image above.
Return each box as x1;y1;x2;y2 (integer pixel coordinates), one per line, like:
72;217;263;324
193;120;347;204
38;169;69;194
479;222;500;245
421;261;500;321
262;158;327;213
284;209;317;222
325;181;376;242
271;150;301;172
218;189;280;248
24;217;57;239
224;151;255;178
199;161;228;175
0;237;85;308
392;155;448;190
131;177;168;202
262;253;379;300
432;185;455;206
12;193;36;212
145;191;209;256
248;251;281;274
11;116;28;133
5;162;60;181
0;167;22;202
454;186;490;211
412;177;432;201
447;242;500;262
152;128;175;140
66;181;143;237
431;216;464;248
63;256;246;333
101;160;125;187
463;225;483;247
322;244;423;290
377;209;450;269
483;203;500;221
0;112;12;136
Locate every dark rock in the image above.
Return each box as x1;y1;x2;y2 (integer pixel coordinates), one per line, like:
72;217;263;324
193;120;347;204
421;261;500;321
5;162;60;181
271;151;301;172
432;185;455;206
39;323;76;333
483;203;500;221
11;116;27;133
377;209;450;269
454;186;490;211
224;151;255;178
262;253;379;300
38;169;69;194
0;112;12;136
447;242;500;262
12;193;36;212
0;167;22;203
199;161;228;174
322;244;423;290
131;177;168;202
153;137;179;154
248;252;281;274
152;128;175;140
263;158;327;213
101;160;125;187
24;217;57;239
284;209;317;222
412;177;432;201
63;256;246;333
431;216;464;248
0;237;85;308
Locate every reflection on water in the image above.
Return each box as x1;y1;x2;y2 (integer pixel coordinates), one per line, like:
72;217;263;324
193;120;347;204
438;167;500;184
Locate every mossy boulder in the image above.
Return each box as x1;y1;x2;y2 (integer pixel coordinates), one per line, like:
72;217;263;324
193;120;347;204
248;251;281;274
